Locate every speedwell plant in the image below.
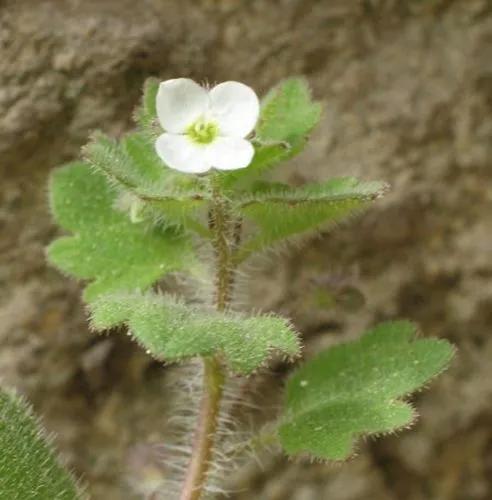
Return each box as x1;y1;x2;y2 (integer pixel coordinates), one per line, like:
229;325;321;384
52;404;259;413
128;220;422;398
0;77;454;499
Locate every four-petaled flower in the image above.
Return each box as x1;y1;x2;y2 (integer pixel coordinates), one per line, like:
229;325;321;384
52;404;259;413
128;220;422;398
155;78;260;174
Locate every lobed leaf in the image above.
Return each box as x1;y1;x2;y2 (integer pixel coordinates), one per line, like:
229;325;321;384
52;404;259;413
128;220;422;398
47;162;197;303
236;177;388;260
219;78;321;189
257;77;322;144
90;292;300;375
0;389;81;499
278;321;455;461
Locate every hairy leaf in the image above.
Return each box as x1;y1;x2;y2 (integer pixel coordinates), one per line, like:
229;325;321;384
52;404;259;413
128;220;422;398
83;131;158;189
219;78;321;189
257;77;321;144
236;177;387;260
0;389;81;499
278;321;454;460
83;132;209;229
90;292;300;374
121;132;168;185
134;77;160;137
47;162;196;302
217;142;292;190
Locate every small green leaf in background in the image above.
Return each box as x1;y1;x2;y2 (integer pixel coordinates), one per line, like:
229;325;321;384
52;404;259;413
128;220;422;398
0;389;81;500
47;162;196;303
236;177;387;260
90;292;300;374
219;78;322;189
278;321;454;460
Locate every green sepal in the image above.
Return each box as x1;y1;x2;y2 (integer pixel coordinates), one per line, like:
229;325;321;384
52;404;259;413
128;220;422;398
47;162;197;303
0;389;81;499
90;291;300;375
278;321;455;461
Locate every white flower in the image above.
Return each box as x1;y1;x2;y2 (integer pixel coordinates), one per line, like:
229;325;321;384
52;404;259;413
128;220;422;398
154;78;260;174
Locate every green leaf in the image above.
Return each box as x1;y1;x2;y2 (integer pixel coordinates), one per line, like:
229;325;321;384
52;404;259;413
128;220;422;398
83;132;210;231
47;162;196;303
278;321;455;461
83;131;199;194
217;142;292;190
90;292;300;375
133;77;160;137
0;389;81;499
219;78;321;190
83;131;159;189
257;77;321;144
121;132;168;184
236;177;388;260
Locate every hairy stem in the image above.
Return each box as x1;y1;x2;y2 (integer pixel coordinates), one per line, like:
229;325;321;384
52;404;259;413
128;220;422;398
179;357;225;500
179;177;236;500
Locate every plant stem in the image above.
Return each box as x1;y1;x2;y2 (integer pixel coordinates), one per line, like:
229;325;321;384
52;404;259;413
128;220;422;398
179;176;235;500
179;357;225;500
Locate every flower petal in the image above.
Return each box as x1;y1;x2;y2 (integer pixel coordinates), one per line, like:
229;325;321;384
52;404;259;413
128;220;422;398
209;81;260;138
156;78;209;134
206;137;254;171
155;133;211;173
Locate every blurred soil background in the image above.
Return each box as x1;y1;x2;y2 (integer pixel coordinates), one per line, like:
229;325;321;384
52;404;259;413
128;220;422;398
1;0;491;498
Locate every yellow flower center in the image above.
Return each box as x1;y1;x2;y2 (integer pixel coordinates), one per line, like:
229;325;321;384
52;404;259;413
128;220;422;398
187;118;219;145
